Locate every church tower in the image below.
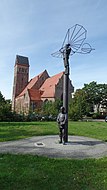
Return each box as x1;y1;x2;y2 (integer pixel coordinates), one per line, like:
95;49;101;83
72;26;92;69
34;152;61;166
12;55;29;111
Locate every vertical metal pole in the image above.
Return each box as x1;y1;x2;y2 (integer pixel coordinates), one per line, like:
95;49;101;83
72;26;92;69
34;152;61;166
63;71;69;142
63;44;71;142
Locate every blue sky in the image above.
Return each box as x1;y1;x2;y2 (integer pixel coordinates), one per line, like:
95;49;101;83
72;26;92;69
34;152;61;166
0;0;107;99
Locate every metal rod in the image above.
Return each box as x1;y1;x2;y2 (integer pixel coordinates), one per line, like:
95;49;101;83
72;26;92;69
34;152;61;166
63;44;71;142
63;72;69;142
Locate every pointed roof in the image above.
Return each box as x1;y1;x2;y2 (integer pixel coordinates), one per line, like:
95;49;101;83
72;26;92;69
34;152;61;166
16;70;64;100
40;71;64;98
17;70;47;98
28;89;42;101
15;55;29;66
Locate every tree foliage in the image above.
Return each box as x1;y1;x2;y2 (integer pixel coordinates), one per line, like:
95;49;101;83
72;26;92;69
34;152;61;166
0;91;12;121
83;81;107;113
69;81;107;120
41;99;62;116
69;89;91;120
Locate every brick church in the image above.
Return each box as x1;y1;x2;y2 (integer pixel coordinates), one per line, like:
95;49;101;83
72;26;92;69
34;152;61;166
12;55;74;114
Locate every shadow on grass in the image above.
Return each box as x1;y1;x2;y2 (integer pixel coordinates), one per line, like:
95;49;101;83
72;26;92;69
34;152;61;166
67;140;106;146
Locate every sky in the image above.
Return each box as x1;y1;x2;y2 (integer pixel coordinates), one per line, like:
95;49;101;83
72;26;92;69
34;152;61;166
0;0;107;99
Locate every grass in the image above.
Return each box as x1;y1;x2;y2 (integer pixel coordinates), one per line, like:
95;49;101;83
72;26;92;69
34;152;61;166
0;154;107;190
69;121;107;141
0;121;107;142
0;121;107;189
0;122;57;142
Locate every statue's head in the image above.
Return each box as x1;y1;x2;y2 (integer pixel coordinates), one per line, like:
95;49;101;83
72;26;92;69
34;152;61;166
60;106;65;113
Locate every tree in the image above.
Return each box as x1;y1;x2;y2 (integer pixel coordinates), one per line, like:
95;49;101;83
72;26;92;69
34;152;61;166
83;82;107;113
42;99;62;116
69;89;91;120
0;91;12;121
0;91;5;103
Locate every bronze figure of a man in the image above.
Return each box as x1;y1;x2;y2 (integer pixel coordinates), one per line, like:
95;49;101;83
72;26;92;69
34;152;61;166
57;106;67;145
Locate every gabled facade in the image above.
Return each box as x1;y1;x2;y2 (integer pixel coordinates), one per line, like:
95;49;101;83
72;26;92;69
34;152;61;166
12;55;74;114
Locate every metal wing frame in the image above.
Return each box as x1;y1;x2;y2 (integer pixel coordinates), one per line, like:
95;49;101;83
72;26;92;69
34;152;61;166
52;24;94;58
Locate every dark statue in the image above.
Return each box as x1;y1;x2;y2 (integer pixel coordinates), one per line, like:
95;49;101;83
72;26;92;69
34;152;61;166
57;107;67;145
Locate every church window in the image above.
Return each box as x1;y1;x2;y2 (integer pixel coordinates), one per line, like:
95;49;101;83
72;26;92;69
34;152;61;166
42;77;44;81
31;102;36;111
44;99;48;102
19;68;21;72
22;68;24;72
25;69;27;73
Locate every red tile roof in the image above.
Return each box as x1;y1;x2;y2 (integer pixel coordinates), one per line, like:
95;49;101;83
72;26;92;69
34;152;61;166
28;89;42;101
40;71;64;98
17;70;64;100
17;70;46;97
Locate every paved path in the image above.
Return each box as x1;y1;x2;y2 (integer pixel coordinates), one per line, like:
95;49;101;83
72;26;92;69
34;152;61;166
0;135;107;159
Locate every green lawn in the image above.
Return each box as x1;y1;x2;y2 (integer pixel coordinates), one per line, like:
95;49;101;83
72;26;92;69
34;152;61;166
0;154;107;190
0;121;107;190
0;121;107;142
